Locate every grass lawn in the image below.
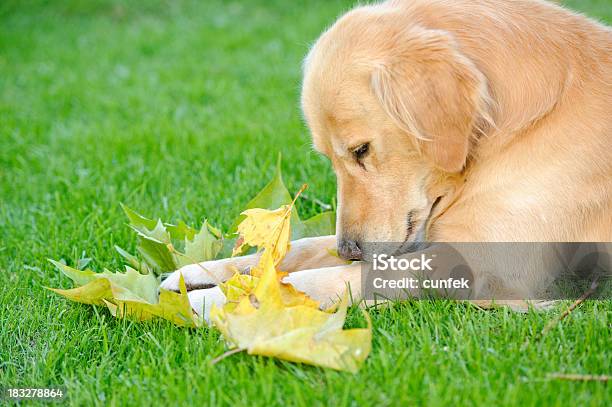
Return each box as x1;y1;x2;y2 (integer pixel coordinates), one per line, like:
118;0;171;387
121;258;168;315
1;0;610;405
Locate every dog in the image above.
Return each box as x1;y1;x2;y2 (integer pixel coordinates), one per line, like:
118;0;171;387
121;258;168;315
161;0;611;319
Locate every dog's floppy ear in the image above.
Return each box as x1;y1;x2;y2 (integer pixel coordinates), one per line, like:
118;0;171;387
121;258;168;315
371;27;492;173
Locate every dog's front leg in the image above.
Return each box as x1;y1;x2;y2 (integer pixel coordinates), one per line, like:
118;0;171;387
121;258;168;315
282;262;362;308
160;235;345;292
187;262;362;322
187;286;226;322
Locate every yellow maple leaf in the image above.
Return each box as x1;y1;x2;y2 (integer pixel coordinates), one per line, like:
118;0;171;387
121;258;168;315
232;184;307;274
48;278;113;306
220;271;320;312
232;205;292;272
211;252;371;372
219;273;259;312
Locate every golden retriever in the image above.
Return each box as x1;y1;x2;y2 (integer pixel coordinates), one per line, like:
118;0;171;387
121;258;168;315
161;0;611;319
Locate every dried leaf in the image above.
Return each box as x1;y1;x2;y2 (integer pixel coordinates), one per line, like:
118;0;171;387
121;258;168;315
220;273;259;312
220;271;319;311
48;278;113;306
232;205;292;270
210;255;371;372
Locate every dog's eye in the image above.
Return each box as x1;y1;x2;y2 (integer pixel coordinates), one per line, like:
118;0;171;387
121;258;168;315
352;143;370;161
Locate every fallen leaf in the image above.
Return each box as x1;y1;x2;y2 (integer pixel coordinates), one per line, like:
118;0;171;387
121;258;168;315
180;221;223;267
107;274;202;328
49;259;97;286
220;271;319;311
120;205;222;275
228;156;294;233
210;254;371;372
220;273;259;312
228;156;335;240
49;262;158;302
114;245;152;274
232;205;292;269
215;191;370;372
47;261;200;327
302;210;336;237
48;278;113;306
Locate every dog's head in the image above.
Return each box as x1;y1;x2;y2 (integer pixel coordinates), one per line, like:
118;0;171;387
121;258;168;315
301;6;492;259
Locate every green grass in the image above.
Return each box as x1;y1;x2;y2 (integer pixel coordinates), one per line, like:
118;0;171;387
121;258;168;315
1;1;610;405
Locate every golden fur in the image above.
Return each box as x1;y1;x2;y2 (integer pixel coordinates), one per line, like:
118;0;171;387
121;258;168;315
162;0;611;317
302;0;611;244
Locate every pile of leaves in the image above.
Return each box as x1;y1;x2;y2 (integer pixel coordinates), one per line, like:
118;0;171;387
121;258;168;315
48;161;371;372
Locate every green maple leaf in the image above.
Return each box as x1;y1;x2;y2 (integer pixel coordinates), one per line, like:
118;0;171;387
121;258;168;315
119;205;223;275
114;245;152;274
47;261;201;327
228;156;294;233
302;211;336;237
105;275;202;328
49;260;158;303
229;156;336;244
178;221;223;267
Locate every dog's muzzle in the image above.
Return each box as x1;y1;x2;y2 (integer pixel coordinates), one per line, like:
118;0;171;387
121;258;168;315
338;238;363;261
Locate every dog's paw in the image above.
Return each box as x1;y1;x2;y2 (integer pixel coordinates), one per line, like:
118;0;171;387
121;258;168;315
160;262;219;292
160;257;245;292
188;286;226;323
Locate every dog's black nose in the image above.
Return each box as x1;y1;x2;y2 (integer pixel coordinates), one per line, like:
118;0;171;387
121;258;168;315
338;238;363;261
